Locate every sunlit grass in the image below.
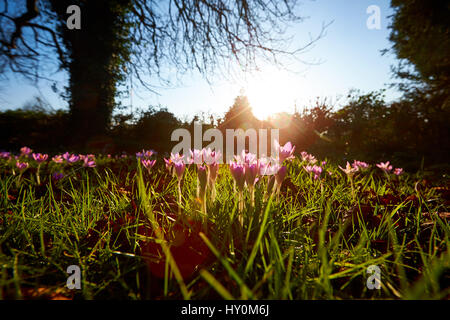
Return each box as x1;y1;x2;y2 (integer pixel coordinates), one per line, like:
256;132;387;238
0;156;448;299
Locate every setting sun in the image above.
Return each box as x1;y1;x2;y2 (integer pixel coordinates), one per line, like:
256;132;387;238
243;68;300;120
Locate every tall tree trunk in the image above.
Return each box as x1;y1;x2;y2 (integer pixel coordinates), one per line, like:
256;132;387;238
49;0;131;151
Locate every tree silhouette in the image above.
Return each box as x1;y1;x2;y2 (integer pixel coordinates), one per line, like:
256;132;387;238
0;0;323;150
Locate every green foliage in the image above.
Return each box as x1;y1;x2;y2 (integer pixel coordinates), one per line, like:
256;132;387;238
388;0;450;88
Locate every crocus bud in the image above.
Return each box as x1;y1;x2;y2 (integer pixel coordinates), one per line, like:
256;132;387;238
174;161;186;181
275;166;287;186
245;162;258;187
230;162;245;191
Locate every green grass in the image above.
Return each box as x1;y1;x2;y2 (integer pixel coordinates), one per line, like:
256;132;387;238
0;156;448;300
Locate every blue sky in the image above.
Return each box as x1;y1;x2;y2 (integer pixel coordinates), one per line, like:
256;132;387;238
0;0;400;120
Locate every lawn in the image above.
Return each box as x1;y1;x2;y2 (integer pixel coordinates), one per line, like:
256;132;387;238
0;147;448;300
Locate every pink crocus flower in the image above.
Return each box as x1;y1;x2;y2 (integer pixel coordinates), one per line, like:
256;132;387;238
303;165;314;174
229;161;245;191
164;157;173;170
32;153;48;163
275;140;296;164
164;152;185;175
303;165;322;179
394;168;403;176
203;148;222;165
0;151;10;159
173;160;186;181
300;151;317;164
52;155;64;163
20;146;32;156
352;160;369;170
189;149;204;166
339;161;359;177
16;161;29;170
376;161;393;173
244;162;259;187
312;165;322;180
141;159;156;170
242;150;257;165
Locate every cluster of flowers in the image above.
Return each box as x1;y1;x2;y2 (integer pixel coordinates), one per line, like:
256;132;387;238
155;141;296;215
136;149;156;173
0;146;97;170
376;161;403;176
0;147;99;184
338;160;403;177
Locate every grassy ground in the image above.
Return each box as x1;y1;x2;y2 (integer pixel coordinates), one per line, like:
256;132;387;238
0;155;449;300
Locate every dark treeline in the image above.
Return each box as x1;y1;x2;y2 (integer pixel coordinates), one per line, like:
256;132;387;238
1;88;448;172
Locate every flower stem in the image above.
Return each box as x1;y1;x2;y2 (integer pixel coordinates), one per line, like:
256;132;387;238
177;179;182;215
36;164;41;185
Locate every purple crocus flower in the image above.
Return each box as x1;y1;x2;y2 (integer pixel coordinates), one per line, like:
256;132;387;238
141;159;156;170
136;149;153;159
63;152;80;163
275;140;296;164
32;153;48;163
394;168;403;176
16;161;29;170
245;162;259;187
136;151;144;159
0;151;10;159
173;160;186;181
83;157;96;168
52;172;64;181
164;153;185;174
229;161;245;191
